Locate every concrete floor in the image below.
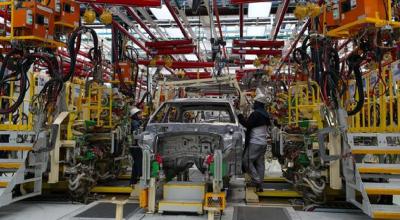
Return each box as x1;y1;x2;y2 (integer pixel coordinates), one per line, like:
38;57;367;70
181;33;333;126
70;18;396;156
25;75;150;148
0;200;371;220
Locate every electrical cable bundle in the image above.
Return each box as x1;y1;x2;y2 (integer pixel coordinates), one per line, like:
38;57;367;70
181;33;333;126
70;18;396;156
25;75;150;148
346;54;364;116
0;50;27;114
65;26;101;82
24;52;64;108
112;26;138;98
0;50;65;114
293;36;347;110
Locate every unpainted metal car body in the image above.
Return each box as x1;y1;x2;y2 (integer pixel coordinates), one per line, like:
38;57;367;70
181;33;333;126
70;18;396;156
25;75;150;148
140;98;245;178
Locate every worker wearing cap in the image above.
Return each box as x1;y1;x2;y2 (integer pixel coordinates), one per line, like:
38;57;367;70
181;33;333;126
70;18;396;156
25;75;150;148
129;107;143;185
238;91;271;192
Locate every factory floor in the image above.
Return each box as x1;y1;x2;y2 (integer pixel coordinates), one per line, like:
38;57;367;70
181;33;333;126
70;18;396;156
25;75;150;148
0;199;370;220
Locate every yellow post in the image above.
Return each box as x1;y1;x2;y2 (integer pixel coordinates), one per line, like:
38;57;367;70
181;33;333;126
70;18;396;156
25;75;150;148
96;87;102;126
288;87;292;125
389;69;394;131
397;81;400;131
379;71;387;132
295;86;299;126
366;77;370;130
108;88;113;128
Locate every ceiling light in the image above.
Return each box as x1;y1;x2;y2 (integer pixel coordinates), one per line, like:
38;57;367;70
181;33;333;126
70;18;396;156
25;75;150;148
165;28;184;38
246;26;266;37
185;54;198;61
248;2;272;18
245;55;257;60
150;4;173;20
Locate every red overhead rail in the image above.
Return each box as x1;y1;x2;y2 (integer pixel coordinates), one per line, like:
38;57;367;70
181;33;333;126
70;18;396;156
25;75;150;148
234;59;269;65
271;0;290;40
231;0;268;3
137;60;214;69
90;4;148;53
212;0;227;58
233;40;284;48
184;72;212;79
164;0;204;62
145;39;193;48
164;0;190;39
275;20;310;74
125;7;156;39
232;48;282;56
78;0;160;6
149;46;197;55
275;0;324;74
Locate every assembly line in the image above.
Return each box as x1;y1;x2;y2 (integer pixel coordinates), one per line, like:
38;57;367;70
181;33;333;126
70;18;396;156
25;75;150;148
0;0;399;219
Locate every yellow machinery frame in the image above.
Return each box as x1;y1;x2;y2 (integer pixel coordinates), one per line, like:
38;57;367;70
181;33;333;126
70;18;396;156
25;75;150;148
0;0;65;47
288;81;323;128
80;83;113;128
347;63;400;133
325;1;400;38
0;72;35;131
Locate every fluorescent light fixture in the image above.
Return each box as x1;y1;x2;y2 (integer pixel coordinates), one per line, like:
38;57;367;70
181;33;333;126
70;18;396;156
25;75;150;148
150;4;173;20
248;2;272;18
246;26;266;37
245;55;257;60
165;28;184;38
185;54;198;61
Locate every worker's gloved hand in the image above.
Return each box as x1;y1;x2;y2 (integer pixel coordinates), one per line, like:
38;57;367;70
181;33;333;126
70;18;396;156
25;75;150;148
235;109;243;116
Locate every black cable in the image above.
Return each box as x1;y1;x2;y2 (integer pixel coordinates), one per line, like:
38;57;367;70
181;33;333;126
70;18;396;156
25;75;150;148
0;50;27;114
65;26;99;82
346;54;364;116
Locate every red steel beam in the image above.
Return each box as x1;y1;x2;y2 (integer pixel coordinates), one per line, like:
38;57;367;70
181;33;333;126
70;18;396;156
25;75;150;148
90;4;148;53
275;20;310;74
271;0;290;40
232;48;282;56
212;0;227;58
149;46;196;55
125;6;156;39
77;0;160;6
231;0;268;3
233;39;284;48
137;60;214;68
164;0;204;62
145;39;193;48
275;0;323;74
234;59;269;65
164;0;190;39
184;72;212;79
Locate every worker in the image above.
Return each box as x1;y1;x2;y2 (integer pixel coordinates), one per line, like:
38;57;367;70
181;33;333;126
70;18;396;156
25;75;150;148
238;91;271;192
129;107;143;185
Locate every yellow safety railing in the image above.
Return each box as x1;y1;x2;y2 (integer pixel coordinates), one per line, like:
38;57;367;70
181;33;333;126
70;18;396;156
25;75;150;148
64;81;85;139
79;83;113;128
347;63;400;133
0;72;35;131
288;81;323;128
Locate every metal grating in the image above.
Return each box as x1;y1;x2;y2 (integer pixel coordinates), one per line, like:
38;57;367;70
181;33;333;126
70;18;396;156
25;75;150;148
233;206;293;220
74;202;140;218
